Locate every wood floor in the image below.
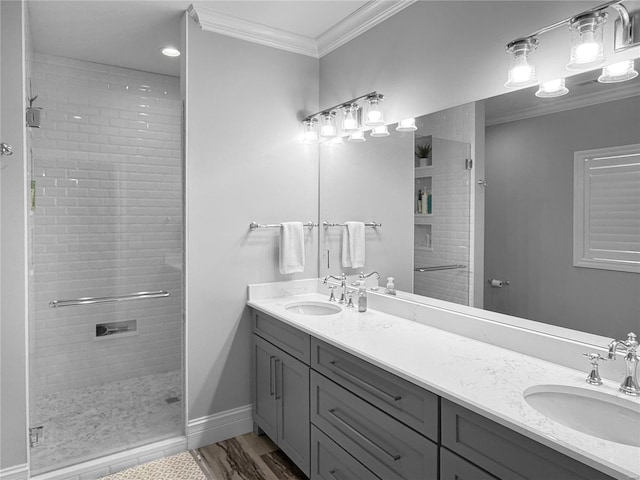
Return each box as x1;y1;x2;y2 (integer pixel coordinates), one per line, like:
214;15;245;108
194;432;308;480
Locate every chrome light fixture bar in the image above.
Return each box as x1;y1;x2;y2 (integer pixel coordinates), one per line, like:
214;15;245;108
301;91;385;142
505;0;639;87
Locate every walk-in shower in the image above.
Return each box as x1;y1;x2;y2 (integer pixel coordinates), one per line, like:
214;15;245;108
28;54;184;474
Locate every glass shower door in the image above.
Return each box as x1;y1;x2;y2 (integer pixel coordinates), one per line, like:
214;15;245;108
413;137;473;306
28;55;184;474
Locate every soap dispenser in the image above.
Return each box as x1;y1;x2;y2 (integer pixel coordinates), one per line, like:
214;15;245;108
357;280;367;312
385;277;396;295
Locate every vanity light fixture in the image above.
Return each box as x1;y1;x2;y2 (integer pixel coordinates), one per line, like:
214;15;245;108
364;93;385;126
535;78;569;98
567;12;608;70
300;91;385;143
598;59;639;82
396;118;417;132
161;46;181;57
301;118;318;143
505;0;640;83
370;125;390;137
505;38;539;88
319;111;337;138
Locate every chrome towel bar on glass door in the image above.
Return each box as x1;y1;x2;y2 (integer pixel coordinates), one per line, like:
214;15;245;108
415;265;466;272
323;221;382;228
49;290;170;308
249;221;318;230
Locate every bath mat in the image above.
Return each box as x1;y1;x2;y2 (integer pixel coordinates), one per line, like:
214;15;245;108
100;451;207;479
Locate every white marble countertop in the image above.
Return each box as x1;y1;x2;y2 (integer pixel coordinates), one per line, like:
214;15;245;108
247;283;640;480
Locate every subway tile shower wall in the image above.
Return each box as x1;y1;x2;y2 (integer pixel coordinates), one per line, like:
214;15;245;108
30;54;183;396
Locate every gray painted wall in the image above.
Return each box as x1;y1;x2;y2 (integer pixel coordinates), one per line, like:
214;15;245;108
1;0;28;470
485;97;640;338
184;17;319;423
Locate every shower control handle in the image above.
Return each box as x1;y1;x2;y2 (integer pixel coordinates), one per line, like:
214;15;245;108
1;142;13;156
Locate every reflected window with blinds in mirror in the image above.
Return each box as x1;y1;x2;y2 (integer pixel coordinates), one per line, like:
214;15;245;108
573;144;640;273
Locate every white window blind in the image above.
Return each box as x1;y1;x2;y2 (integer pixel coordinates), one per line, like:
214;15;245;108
574;144;640;273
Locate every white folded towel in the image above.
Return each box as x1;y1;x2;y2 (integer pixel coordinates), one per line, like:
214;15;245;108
279;222;305;274
342;221;365;269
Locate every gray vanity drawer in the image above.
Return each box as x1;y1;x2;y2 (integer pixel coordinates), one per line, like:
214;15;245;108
311;425;381;480
311;338;438;440
440;447;498;480
252;310;310;364
441;399;616;480
311;371;437;480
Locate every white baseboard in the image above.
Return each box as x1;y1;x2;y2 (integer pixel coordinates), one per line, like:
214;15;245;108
186;404;253;450
29;436;186;480
0;464;28;480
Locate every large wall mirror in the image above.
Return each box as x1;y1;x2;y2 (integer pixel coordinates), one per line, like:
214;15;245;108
319;63;640;339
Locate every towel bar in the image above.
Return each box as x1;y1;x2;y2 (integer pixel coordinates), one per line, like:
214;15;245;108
323;221;382;228
249;221;318;230
415;265;466;272
50;290;170;308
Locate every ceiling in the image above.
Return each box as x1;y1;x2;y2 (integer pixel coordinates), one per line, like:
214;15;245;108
27;0;391;77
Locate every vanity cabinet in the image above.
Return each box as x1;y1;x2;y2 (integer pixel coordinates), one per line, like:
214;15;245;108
252;313;310;476
251;310;617;480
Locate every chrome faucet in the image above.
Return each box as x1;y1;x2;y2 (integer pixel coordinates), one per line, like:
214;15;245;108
358;271;380;289
323;273;347;304
608;332;639;396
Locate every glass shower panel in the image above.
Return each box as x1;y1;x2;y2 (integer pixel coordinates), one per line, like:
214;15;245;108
413;137;472;306
28;55;183;474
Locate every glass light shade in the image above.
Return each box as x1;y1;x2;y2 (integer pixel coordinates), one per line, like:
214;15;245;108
505;38;538;88
342;104;360;132
567;12;607;71
348;131;366;142
302;119;318;143
396;118;417;132
598;60;639;83
319;112;337;138
364;94;385;126
370;125;390;137
535;78;569;98
161;47;181;57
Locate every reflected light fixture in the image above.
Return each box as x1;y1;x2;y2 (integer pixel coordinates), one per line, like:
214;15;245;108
505;38;538;88
567;12;607;70
320;111;337;138
396;118;417;132
598;59;639;82
370;125;390;137
161;46;181;57
302;118;318;143
535;78;569;98
348;131;366;143
364;94;385;126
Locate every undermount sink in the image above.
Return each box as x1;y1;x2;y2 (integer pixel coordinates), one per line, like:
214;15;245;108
524;385;640;447
284;301;342;316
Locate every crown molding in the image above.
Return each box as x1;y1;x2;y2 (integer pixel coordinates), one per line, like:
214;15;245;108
486;81;640;126
190;3;318;57
189;1;415;59
317;1;417;57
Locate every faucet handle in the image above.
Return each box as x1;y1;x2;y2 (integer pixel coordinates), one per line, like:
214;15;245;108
346;291;355;308
328;286;336;302
583;352;606;385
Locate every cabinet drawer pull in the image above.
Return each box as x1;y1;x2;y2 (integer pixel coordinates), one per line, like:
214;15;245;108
274;358;282;400
329;360;402;402
269;356;276;396
328;408;401;462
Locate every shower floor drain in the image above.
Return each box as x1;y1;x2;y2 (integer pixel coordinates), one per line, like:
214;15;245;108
165;396;180;405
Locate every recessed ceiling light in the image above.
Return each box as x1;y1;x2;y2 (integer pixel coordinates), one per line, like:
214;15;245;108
161;47;180;57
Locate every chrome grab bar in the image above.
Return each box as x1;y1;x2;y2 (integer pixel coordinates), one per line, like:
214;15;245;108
49;290;170;308
415;264;466;272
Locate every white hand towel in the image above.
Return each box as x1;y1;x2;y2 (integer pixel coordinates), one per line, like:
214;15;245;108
279;222;305;274
342;221;365;269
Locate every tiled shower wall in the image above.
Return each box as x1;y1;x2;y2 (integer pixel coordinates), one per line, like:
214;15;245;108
30;54;183;396
414;104;475;306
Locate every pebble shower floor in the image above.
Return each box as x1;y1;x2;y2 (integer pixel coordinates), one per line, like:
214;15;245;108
30;370;183;474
